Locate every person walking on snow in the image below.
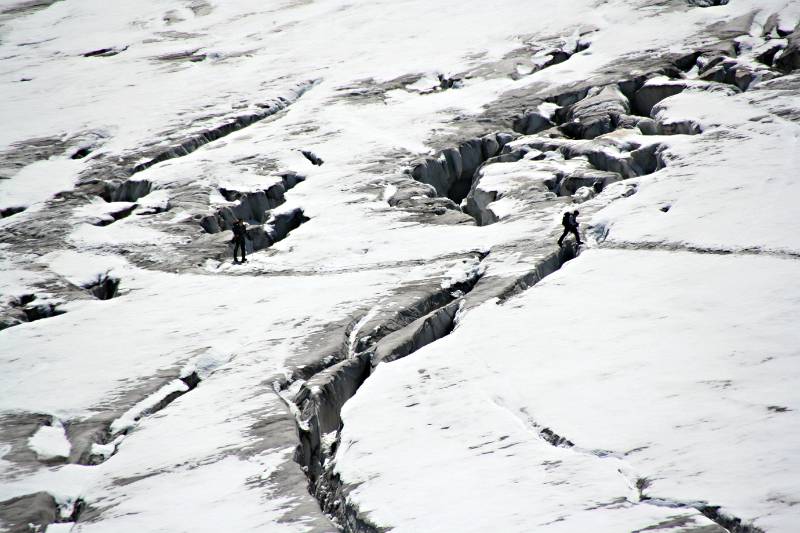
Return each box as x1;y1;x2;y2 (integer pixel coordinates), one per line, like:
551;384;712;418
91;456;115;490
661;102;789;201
558;209;583;246
232;219;250;263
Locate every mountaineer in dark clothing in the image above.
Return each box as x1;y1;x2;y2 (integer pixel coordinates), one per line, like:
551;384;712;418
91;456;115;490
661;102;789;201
232;219;250;263
558;209;583;246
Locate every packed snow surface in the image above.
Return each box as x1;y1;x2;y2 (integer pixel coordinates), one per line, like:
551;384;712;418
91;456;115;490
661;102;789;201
338;250;800;531
27;421;71;461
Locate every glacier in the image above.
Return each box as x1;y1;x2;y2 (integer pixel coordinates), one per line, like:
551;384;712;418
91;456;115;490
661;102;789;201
1;0;799;532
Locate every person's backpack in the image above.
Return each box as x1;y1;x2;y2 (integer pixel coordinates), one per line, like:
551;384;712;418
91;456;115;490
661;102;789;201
561;212;572;227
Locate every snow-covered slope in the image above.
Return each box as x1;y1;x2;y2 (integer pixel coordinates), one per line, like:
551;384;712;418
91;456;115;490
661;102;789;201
337;250;800;532
1;0;799;532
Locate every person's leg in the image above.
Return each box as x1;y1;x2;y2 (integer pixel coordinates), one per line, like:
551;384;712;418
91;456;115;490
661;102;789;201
241;239;247;262
571;227;582;244
558;228;569;245
234;239;242;262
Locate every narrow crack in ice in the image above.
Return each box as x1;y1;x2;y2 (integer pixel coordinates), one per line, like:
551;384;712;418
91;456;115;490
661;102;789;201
279;242;584;529
491;396;765;533
599;239;800;260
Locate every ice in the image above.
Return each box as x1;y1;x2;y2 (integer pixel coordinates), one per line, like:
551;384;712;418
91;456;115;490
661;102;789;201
1;0;799;530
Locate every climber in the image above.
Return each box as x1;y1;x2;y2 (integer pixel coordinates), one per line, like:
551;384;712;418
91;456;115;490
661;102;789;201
557;209;583;246
232;218;250;263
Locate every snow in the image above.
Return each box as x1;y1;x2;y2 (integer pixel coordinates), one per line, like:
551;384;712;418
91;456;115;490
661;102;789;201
0;250;46;301
45;250;128;288
72;199;136;226
0;158;83;214
486;196;525;220
28;421;70;461
69;218;179;247
337;249;800;532
348;305;382;358
45;525;75;533
109;379;190;436
593;88;800;254
0;260;409;417
381;183;397;203
440;256;484;291
77;452;304;533
1;0;799;531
